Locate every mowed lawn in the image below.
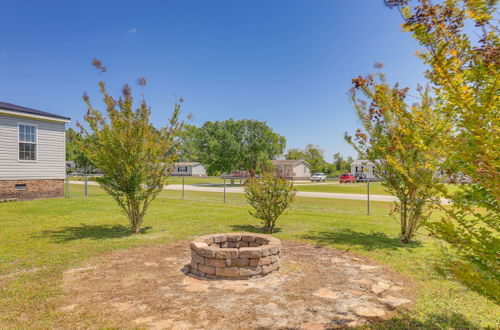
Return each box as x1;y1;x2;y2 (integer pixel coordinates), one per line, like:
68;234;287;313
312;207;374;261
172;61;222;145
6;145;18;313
0;185;498;328
70;175;233;186
296;182;390;195
296;182;462;196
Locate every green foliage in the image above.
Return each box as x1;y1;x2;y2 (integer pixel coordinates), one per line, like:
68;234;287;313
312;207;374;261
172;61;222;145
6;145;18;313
284;148;307;161
66;128;95;174
177;123;201;162
285;144;327;173
304;144;326;173
332;153;353;175
76;69;181;233
184;119;286;175
244;171;296;233
345;70;447;243
386;0;499;295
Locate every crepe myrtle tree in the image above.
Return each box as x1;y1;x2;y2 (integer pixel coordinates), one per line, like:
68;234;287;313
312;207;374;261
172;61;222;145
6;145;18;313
345;68;448;243
76;60;182;233
244;171;296;233
386;0;499;298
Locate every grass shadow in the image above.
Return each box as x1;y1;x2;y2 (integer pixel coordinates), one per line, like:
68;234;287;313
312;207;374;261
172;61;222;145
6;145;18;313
230;224;282;234
300;229;422;251
36;224;152;243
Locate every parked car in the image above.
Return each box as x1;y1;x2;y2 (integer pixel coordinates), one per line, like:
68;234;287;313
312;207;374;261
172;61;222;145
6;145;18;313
354;173;368;183
311;173;327;182
339;173;356;183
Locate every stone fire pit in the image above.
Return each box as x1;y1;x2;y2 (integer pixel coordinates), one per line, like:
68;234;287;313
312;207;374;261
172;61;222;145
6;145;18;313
189;233;282;279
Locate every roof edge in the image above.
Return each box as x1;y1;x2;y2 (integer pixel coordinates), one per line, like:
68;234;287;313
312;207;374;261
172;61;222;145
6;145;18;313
0;109;70;123
0;101;70;122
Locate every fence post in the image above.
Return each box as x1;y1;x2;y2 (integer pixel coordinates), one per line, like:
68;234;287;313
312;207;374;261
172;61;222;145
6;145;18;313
182;176;185;200
367;180;370;215
223;178;226;204
84;174;88;197
65;175;70;198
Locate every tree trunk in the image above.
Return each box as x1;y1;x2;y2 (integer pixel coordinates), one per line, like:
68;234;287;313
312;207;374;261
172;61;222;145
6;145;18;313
400;237;409;244
129;206;143;234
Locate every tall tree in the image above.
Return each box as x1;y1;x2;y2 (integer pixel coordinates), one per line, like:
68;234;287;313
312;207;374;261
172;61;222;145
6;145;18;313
332;153;352;174
285;148;307;160
386;0;499;298
193;119;286;175
304;144;326;173
77;63;182;233
285;145;326;173
332;153;343;171
345;70;448;243
178;124;201;162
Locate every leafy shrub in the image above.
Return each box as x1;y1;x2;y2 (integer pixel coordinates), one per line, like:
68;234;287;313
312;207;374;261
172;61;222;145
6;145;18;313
244;171;296;233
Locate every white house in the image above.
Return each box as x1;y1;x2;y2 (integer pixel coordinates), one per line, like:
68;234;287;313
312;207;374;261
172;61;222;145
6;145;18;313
171;162;207;177
271;159;311;180
350;159;379;179
0;101;70;201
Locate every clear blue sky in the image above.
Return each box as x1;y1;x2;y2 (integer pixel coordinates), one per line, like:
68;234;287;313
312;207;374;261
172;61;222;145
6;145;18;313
0;0;427;160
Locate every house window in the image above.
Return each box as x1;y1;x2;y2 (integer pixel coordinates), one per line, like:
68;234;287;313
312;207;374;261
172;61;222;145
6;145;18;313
19;124;37;161
178;166;188;173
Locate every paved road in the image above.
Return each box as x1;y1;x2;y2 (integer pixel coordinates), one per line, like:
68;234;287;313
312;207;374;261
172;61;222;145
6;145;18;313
69;181;404;202
164;184;402;202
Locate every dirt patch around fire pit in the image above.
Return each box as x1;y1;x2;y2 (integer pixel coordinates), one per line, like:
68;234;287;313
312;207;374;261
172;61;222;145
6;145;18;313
58;240;415;329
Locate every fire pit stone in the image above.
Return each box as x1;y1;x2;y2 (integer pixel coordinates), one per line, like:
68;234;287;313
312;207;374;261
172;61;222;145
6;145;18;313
189;233;282;279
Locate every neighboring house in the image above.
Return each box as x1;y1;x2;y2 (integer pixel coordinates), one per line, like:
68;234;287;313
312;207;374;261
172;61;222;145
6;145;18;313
271;159;311;180
171;162;207;177
350;159;379;179
0;101;70;201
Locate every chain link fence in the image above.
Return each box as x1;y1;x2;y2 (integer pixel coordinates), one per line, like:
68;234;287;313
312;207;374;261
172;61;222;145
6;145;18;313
65;174;380;215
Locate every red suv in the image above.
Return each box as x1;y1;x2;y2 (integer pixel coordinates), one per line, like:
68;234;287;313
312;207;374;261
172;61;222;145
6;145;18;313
339;173;356;183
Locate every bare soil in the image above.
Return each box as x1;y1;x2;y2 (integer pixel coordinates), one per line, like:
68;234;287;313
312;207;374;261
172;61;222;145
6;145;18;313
57;241;415;329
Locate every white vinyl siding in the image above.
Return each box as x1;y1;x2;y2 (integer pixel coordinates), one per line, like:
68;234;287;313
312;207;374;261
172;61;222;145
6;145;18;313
172;163;207;176
292;161;311;178
350;160;378;179
191;164;207;176
0;114;66;180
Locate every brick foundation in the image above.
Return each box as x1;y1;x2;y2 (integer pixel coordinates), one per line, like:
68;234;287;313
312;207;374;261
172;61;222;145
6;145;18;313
0;179;64;201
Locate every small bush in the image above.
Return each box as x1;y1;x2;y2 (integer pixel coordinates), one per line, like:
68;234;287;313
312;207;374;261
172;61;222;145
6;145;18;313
244;171;296;233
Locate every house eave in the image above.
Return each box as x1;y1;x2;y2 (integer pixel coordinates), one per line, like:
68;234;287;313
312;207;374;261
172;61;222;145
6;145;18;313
0;109;71;123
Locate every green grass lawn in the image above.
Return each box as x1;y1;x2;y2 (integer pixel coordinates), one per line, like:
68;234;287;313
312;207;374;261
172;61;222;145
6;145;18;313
70;175;232;185
296;182;462;197
0;184;498;328
296;182;390;195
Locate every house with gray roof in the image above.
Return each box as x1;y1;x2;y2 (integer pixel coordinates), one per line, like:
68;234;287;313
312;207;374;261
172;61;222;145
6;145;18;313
0;101;70;201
